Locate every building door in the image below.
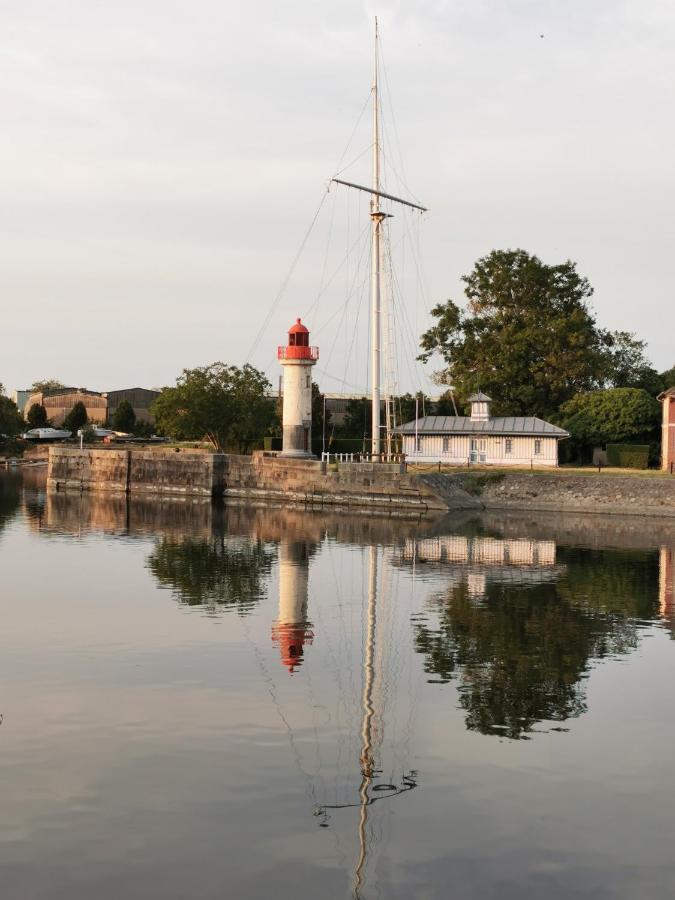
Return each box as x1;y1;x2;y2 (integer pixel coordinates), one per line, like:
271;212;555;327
470;438;486;463
304;427;309;454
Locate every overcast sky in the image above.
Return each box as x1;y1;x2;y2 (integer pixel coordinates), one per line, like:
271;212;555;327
2;0;673;397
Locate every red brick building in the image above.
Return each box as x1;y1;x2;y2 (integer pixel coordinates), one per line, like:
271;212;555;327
659;387;675;472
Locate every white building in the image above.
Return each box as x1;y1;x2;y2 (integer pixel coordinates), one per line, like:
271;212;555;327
400;393;568;467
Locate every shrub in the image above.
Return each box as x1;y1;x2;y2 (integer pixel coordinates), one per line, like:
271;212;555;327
606;444;650;469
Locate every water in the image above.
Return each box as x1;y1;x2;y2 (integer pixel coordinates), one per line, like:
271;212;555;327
1;469;675;899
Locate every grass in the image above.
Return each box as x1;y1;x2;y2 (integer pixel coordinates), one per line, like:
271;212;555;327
408;462;672;479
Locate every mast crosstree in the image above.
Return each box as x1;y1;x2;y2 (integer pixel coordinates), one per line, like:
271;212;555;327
332;18;427;457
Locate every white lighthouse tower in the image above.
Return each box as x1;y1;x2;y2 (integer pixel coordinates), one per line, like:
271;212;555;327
278;318;319;458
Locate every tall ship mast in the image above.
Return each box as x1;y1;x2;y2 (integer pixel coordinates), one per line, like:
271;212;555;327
333;18;427;458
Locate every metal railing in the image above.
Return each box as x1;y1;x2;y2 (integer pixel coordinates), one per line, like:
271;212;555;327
277;346;319;361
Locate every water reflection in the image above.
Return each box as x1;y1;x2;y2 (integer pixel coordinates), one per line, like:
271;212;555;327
272;540;314;672
7;475;675;898
403;532;660;739
0;470;21;535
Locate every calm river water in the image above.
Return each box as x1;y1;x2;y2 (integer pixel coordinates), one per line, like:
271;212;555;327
1;469;675;899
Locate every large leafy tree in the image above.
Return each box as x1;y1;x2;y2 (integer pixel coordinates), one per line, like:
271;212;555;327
419;249;651;418
558;388;660;453
151;362;274;453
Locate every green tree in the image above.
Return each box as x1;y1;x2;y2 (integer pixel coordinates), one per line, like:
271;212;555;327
397;392;430;425
63;401;88;433
338;396;371;443
659;365;675;392
30;379;66;393
311;382;331;450
434;391;458;416
111;399;136;432
558;388;660;458
26;403;49;428
0;393;22;436
151;362;274;453
419;249;650;419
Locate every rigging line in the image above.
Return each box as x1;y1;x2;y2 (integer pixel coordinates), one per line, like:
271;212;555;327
245;186;331;364
391;274;428;398
332;89;374;177
312;223;370;337
338;256;370;398
239;613;320;812
316;184;339;304
378;35;422;210
334;143;375;179
304;220;371;320
316;261;368;384
391;286;428;406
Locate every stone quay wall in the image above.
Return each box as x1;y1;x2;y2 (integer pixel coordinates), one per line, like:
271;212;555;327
222;453;481;513
48;447;225;497
474;472;675;518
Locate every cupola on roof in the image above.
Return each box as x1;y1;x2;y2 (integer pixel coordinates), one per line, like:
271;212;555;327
288;318;309;335
467;392;492;402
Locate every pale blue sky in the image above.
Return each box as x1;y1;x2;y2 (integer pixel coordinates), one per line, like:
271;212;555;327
2;0;673;395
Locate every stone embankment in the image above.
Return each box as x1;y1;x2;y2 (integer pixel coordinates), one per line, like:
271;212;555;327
48;447;225;497
47;447;675;518
222;454;481;513
459;472;675;518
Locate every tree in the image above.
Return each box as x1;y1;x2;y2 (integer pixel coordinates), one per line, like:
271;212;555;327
419;249;651;419
558;388;660;458
603;331;662;394
30;379;66;393
63;401;88;433
338;396;371;443
659;365;675;392
396;392;430;424
111;399;136;432
311;383;330;449
151;362;274;453
26;403;49;428
0;393;22;436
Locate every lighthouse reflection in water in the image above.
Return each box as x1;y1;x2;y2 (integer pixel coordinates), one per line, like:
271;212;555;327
272;540;314;673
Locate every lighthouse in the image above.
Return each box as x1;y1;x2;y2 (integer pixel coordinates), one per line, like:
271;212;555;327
271;540;314;674
278;318;319;458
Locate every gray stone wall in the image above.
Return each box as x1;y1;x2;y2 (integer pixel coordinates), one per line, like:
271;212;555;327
48;447;225;497
478;472;675;518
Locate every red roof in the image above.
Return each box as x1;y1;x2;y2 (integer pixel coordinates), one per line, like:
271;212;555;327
288;317;309;335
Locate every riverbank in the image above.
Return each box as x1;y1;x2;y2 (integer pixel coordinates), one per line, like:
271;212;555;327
449;471;675;518
45;447;675;518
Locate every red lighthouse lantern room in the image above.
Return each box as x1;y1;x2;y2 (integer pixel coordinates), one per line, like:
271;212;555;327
278;319;319;361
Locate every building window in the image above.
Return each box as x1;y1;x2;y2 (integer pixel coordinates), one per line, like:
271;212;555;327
415;436;421;453
442;436;450;453
505;439;512;454
306;374;311;388
534;439;542;455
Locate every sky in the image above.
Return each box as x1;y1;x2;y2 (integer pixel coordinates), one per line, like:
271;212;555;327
1;0;673;397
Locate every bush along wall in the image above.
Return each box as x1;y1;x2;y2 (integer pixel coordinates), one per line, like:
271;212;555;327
605;444;650;469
